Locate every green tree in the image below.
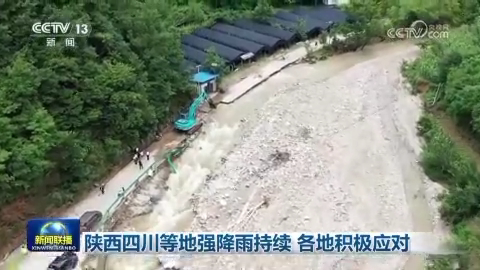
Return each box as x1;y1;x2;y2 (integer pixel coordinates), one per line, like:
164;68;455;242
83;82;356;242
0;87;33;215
205;47;228;77
252;0;273;22
296;18;307;40
0;1;204;255
0;53;60;203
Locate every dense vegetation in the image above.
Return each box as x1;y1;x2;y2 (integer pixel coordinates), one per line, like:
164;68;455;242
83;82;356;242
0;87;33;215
326;0;480;53
0;0;314;256
416;115;480;269
398;3;480;269
329;0;480;268
0;1;194;253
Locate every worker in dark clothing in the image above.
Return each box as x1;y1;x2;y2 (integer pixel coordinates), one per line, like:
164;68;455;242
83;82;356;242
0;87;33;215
138;160;144;170
99;183;105;194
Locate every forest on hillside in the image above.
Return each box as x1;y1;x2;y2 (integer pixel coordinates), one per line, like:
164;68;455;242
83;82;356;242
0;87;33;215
0;0;323;207
0;0;323;255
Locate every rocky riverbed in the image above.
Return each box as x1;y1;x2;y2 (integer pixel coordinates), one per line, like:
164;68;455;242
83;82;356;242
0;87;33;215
106;42;448;270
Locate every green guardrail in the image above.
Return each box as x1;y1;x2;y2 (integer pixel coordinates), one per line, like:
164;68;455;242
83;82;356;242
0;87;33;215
99;158;166;231
164;141;189;174
99;140;190;231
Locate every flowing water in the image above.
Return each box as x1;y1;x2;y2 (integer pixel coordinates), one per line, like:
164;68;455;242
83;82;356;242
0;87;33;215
105;122;239;270
102;41;434;270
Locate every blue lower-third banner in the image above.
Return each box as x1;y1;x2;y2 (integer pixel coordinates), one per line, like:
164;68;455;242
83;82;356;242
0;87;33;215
27;218;80;252
81;232;454;254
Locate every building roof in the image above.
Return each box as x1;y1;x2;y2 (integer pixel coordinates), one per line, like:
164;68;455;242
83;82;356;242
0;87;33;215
182;44;210;64
232;19;299;43
182;34;245;63
274;10;331;31
267;17;298;32
193;28;266;55
193;71;218;83
292;6;348;24
211;23;284;51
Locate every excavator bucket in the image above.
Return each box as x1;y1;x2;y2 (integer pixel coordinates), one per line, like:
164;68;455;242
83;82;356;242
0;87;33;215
186;123;203;135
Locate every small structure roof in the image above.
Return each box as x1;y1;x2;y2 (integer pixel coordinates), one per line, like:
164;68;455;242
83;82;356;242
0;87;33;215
193;71;218;84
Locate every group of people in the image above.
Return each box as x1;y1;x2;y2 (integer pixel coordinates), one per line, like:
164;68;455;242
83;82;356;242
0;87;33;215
96;147;150;196
133;147;150;170
99;183;105;194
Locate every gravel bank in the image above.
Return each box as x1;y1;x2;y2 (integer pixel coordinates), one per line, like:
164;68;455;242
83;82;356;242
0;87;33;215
182;45;434;270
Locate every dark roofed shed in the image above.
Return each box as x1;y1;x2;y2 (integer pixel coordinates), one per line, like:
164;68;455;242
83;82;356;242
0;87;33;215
182;45;210;64
275;11;332;31
193;28;266;55
181;35;244;64
210;23;284;51
293;6;348;24
267;16;321;37
233;19;299;43
267;17;299;33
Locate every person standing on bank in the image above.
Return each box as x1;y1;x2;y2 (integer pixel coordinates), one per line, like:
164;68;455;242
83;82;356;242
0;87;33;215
99;183;105;194
133;153;138;165
138;159;144;170
146;151;150;161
